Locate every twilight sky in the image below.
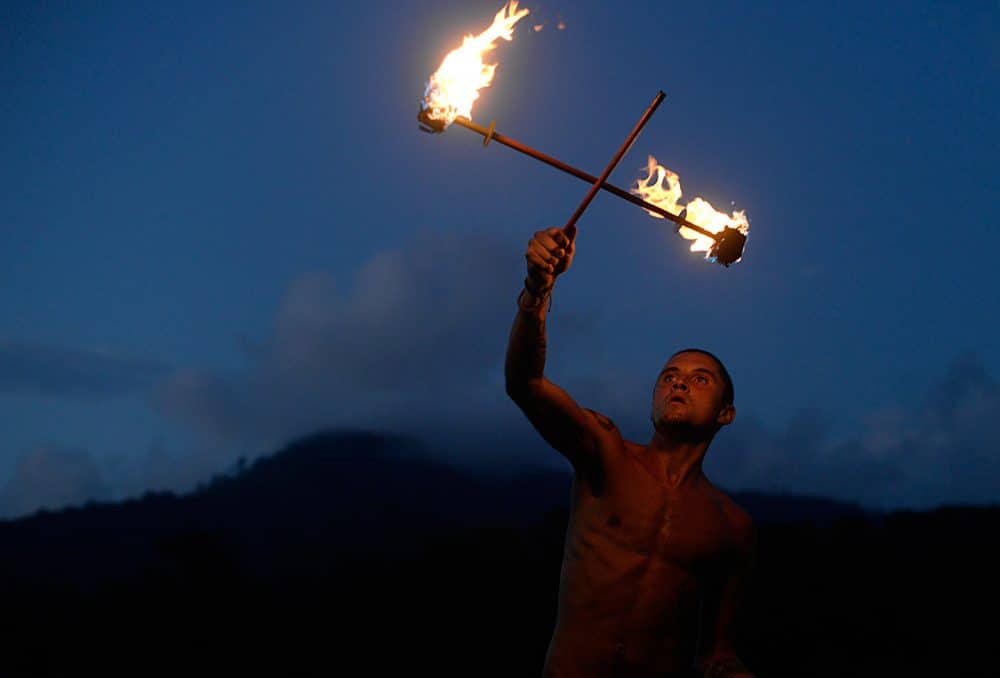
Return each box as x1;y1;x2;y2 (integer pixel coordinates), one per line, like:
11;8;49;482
2;0;997;517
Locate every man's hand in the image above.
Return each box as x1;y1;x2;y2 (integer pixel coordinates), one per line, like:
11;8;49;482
525;227;575;293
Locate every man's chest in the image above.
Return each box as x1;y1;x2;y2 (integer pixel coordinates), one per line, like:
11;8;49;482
575;459;735;571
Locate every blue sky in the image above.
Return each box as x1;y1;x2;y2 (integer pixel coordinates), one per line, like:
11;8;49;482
2;0;997;516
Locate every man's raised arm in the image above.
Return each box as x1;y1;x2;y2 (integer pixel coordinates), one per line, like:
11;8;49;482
504;227;622;474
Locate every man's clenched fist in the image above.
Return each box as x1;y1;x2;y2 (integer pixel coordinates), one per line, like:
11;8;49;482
525;227;575;292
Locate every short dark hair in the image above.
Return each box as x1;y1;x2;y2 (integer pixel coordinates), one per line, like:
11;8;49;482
669;348;734;405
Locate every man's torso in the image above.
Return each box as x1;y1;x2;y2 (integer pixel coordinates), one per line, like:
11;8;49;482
543;441;746;677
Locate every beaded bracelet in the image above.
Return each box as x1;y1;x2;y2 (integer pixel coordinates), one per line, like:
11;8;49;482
518;276;554;312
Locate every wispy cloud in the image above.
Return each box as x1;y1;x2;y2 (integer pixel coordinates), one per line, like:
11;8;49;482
706;354;1000;510
151;230;587;460
0;341;168;398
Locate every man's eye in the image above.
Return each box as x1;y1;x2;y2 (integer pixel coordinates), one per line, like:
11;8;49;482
695;375;708;384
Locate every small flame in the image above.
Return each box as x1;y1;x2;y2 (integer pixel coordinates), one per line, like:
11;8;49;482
421;2;530;128
632;155;749;262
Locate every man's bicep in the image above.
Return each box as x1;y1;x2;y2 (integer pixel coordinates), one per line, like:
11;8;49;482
511;377;620;470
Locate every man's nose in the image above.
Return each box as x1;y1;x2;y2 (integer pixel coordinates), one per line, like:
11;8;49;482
671;380;688;391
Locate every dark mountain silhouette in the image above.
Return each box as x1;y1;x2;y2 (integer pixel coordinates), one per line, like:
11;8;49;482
1;429;996;677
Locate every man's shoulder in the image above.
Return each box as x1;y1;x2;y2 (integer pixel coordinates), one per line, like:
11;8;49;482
581;407;620;434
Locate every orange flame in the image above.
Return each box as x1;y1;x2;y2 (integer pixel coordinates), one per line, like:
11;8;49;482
421;2;530;128
632;155;749;261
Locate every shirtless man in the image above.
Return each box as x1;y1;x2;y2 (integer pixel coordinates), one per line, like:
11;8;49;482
505;228;756;678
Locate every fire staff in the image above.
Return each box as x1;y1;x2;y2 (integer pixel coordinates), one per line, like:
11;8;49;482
505;228;756;678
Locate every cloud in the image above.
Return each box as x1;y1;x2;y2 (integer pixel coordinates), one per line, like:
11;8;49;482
705;353;1000;510
0;445;109;518
0;341;169;398
151;229;598;466
146;229;998;510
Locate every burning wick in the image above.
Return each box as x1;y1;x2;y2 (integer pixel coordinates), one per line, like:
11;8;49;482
419;1;529;132
633;156;750;265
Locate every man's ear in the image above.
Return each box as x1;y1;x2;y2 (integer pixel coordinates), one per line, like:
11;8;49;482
716;403;735;427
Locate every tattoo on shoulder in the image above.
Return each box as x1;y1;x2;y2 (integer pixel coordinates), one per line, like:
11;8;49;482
584;408;617;432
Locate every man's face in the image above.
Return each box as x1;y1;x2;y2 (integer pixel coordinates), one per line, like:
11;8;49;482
650;351;735;433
